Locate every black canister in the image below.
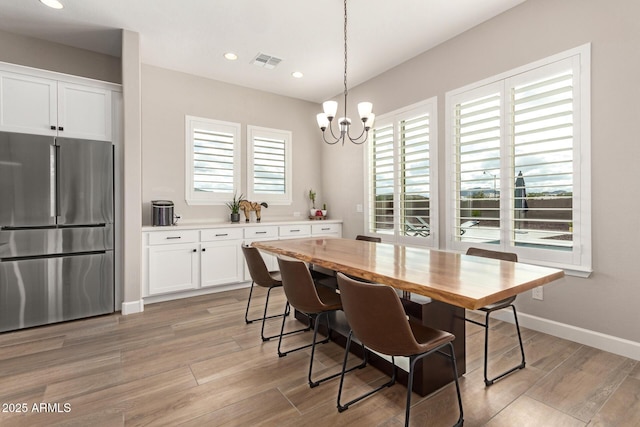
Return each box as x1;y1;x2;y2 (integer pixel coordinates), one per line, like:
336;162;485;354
152;200;176;226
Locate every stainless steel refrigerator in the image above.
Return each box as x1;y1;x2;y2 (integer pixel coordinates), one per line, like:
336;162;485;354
0;131;114;333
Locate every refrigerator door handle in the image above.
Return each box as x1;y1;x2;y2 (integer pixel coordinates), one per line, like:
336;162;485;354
50;144;58;219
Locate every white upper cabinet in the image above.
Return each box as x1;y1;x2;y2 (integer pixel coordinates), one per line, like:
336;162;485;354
0;69;113;141
58;81;112;141
0;71;57;136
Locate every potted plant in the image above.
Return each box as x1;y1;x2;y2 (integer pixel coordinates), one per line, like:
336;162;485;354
321;203;327;217
226;192;243;223
308;189;317;217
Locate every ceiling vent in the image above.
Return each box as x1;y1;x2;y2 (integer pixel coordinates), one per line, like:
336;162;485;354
252;53;282;69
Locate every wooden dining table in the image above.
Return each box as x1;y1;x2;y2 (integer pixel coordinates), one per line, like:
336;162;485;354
252;237;565;395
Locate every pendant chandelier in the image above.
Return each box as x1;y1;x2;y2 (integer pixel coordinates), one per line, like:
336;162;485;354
316;0;374;145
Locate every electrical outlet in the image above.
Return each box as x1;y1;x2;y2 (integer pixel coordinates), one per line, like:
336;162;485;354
293;211;300;217
532;286;543;300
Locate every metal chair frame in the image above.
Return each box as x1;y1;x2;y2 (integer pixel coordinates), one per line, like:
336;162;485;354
466;302;526;386
277;306;366;387
243;245;308;342
464;247;526;386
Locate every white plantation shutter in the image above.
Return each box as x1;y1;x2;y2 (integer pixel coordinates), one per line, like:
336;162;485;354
247;126;292;204
186;116;241;204
511;71;574;249
453;90;502;243
371;123;394;233
446;44;591;273
367;99;437;244
400;114;431;236
193;129;235;192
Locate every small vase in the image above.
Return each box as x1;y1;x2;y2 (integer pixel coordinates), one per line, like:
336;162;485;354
230;213;240;223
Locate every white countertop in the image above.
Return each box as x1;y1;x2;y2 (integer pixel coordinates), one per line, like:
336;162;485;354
142;218;342;232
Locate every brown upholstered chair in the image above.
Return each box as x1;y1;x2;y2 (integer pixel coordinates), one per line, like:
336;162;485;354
465;247;525;386
242;245;309;341
336;273;464;427
277;257;366;388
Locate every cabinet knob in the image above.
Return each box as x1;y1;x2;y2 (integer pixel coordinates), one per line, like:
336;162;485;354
50;125;56;130
202;248;206;252
192;249;197;253
58;126;64;131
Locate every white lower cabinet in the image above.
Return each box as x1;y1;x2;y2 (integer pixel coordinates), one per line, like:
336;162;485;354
146;229;200;296
143;221;341;299
201;228;243;288
148;243;199;295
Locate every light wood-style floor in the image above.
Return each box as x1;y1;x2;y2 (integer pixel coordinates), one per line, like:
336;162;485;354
0;287;638;426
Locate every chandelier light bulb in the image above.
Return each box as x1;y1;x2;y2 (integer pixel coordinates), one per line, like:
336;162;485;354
322;101;338;120
357;102;373;120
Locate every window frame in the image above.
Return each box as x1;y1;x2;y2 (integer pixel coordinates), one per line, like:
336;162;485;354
246;125;292;205
185;115;241;205
365;98;438;247
445;44;591;276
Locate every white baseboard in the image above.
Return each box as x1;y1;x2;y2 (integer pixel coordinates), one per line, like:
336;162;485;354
489;310;640;361
121;299;144;315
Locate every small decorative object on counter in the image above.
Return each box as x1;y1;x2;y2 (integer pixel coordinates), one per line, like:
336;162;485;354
239;200;268;222
308;189;317;217
226;192;243;223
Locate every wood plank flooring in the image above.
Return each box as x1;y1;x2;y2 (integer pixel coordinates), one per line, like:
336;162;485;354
0;287;638;426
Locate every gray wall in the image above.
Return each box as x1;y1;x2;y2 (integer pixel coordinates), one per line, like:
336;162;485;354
0;28;120;83
323;0;640;342
141;64;324;225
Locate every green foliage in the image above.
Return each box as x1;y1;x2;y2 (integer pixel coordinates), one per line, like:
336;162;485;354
226;192;244;214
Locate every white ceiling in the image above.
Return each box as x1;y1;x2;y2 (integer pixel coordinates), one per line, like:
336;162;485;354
0;0;526;103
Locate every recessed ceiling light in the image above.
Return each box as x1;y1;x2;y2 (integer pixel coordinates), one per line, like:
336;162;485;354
39;0;64;9
224;52;238;61
292;71;304;79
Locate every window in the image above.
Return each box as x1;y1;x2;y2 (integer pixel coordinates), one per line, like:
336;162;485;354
185;116;241;204
247;126;292;204
445;44;591;275
366;98;437;245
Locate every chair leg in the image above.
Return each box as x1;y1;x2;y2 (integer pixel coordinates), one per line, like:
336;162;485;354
277;303;320;358
244;280;256;324
483;305;526;386
260;287;292;341
309;326;367;392
337;332;396;412
407;342;464;427
245;282;290;325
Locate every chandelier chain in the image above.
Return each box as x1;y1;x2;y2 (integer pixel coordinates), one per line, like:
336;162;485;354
343;0;348;100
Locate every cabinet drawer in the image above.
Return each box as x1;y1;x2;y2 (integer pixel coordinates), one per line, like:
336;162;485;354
244;226;278;239
201;228;243;242
312;223;341;235
148;230;199;245
279;224;311;238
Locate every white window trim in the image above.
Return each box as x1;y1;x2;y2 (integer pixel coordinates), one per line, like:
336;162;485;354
185;115;241;205
364;97;438;247
246;125;292;205
445;44;591;276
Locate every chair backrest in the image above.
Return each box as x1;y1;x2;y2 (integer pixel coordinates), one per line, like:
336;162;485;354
355;235;382;243
466;247;518;262
277;257;328;314
242;245;279;287
337;273;421;357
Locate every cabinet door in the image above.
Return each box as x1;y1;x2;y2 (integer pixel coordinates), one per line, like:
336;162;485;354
58;82;112;141
201;241;243;287
148;244;199;295
0;71;57;136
